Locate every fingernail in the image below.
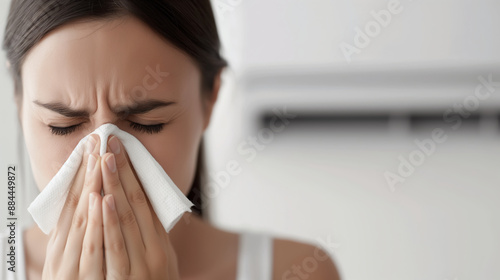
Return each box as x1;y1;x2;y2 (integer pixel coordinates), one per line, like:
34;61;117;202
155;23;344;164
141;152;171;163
106;154;116;173
108;136;121;154
89;193;96;211
87;154;96;172
106;195;115;211
86;136;96;154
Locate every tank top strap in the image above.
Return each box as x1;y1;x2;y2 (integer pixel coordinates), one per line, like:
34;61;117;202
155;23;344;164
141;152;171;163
236;232;273;280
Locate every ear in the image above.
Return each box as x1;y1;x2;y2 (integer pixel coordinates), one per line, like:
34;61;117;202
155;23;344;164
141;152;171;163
202;68;223;131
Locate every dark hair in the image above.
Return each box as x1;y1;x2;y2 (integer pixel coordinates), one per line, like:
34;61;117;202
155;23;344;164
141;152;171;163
3;0;228;217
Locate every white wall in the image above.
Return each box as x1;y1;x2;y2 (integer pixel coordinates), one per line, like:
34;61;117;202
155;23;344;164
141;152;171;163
207;0;500;279
230;0;500;68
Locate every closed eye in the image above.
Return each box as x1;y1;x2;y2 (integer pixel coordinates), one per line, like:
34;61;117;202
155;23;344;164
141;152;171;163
48;124;81;136
48;121;166;136
128;122;165;134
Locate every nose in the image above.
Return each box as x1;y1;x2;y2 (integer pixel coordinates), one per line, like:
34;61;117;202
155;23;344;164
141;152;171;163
84;105;121;136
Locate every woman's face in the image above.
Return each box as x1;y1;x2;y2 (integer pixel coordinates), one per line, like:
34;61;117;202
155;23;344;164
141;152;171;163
18;16;218;195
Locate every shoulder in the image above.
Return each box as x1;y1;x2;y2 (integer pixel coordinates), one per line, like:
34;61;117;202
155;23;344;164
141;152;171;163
271;236;342;280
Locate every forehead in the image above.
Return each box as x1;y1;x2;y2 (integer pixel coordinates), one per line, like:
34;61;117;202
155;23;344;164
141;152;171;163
21;15;200;105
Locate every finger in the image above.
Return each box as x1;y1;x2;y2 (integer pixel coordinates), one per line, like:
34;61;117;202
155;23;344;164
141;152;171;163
103;194;130;278
80;192;104;279
63;153;102;271
151;210;170;254
107;135;160;249
101;153;145;264
55;134;100;246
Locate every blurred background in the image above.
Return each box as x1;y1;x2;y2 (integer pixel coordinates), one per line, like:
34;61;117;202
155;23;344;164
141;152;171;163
1;0;500;279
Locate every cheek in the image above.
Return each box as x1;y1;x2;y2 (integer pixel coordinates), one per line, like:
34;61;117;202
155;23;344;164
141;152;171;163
22;111;80;192
141;111;204;196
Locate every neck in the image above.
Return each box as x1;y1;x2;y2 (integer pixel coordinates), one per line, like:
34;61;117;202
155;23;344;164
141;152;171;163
169;211;207;252
166;211;240;277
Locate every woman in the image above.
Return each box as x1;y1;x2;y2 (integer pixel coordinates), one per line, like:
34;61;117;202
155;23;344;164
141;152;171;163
2;0;341;279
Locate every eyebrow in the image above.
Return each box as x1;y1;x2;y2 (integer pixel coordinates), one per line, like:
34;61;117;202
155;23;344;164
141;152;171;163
113;100;176;119
33;99;176;119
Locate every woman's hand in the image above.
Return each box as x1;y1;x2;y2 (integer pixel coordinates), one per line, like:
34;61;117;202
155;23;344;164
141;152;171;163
99;135;180;279
43;135;105;279
42;133;180;279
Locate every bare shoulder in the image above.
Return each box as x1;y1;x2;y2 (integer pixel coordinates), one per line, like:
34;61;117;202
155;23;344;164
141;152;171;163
272;237;341;280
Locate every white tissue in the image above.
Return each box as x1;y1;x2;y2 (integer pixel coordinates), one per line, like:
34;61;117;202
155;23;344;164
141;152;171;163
27;123;193;235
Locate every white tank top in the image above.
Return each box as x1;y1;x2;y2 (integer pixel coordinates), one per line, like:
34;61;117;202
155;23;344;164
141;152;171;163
1;227;273;280
236;232;274;280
